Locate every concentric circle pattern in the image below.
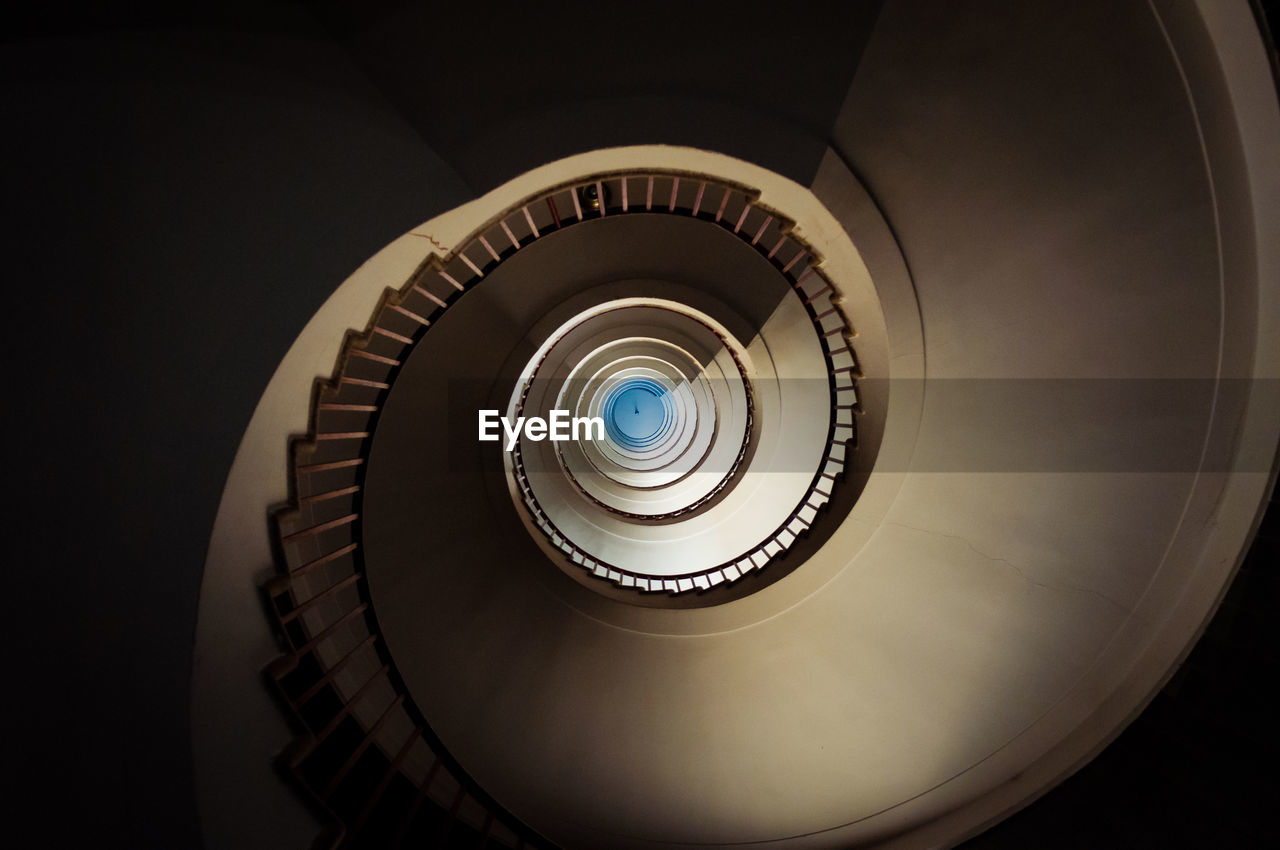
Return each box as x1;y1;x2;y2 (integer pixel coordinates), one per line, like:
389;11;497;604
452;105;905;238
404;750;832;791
513;302;753;527
602;379;673;450
360;172;862;596
507;280;845;593
274;174;858;616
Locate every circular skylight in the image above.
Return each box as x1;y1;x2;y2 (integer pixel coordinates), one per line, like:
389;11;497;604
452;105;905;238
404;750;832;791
602;378;674;451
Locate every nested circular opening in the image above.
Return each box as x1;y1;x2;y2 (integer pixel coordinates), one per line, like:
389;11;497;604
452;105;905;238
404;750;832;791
517;302;750;520
602;378;675;450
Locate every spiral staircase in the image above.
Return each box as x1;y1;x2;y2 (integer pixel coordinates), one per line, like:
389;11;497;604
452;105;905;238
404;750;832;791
194;3;1280;847
262;172;868;847
6;1;1276;848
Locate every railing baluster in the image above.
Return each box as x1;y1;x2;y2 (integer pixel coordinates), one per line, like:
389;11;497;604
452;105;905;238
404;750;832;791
305;664;390;752
752;214;773;245
521;205;539;238
290;542;358;579
390;303;430;325
290;603;369;657
389;758;444;849
348;726;424;838
802;285;833;305
320;694;406;801
281;514;357;545
435;786;467;850
459;252;484;278
477;811;495;849
279;573;363;625
349;349;400;367
793;266;818;288
414;283;449;309
500;219;520;249
294;633;377;705
340;376;390;389
297;458;364;475
373;326;414;345
314;431;369;441
297;485;360;507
